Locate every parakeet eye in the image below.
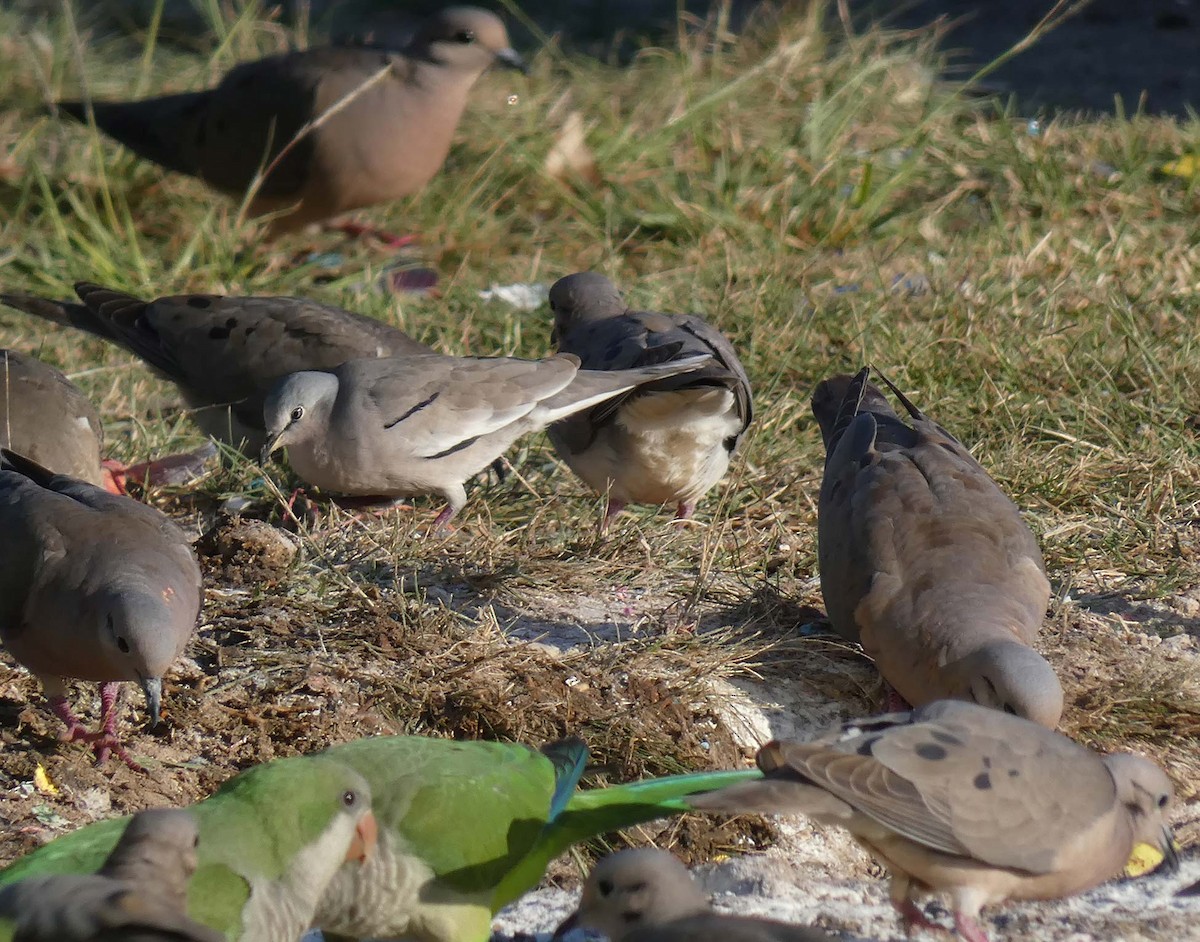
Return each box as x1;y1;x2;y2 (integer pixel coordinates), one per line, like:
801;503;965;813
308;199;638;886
290;406;304;423
1158;794;1170;808
341;790;358;807
454;29;475;44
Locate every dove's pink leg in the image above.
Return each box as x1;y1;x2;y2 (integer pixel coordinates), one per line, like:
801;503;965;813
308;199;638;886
601;497;626;531
894;898;944;935
675;500;696;520
48;684;144;771
327;220;418;249
432;504;458;532
47;695;93;741
883;681;914;713
953;913;991;942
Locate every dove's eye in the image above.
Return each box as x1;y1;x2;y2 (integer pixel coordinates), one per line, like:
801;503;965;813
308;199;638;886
597;879;613;897
290;406;304;423
341;790;358;808
454;29;475;44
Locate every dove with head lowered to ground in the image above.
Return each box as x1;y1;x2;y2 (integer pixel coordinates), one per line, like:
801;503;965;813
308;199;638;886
546;272;752;526
0;448;201;769
810;366;1062;727
260;351;712;527
691;700;1178;942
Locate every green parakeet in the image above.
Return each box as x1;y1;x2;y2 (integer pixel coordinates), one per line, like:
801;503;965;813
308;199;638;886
310;735;760;942
0;736;757;942
0;755;377;942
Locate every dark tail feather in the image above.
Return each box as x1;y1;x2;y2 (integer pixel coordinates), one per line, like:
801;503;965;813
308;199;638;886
830;366;871;451
872;368;928;423
57;92;210;178
0;292;117;343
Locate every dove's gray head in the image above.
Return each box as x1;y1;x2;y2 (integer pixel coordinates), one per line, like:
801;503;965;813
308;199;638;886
101;809;201;895
952;640;1064;729
548;272;626;342
96;586;193;726
1103;753;1179;873
554;848;709;941
261;371;340;465
415;7;527;75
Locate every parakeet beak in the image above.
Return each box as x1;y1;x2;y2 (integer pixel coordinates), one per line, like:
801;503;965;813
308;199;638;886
141;676;162;728
494;47;528;74
259;432;283;466
550;910;579;939
345;811;378;865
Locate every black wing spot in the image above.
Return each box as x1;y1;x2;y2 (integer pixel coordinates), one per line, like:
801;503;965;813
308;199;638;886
429;436;479;459
383;392;440;430
931;730;964;746
973;772;992;790
209;326;231;340
186;297;212;309
225;317;238;329
915;743;948;761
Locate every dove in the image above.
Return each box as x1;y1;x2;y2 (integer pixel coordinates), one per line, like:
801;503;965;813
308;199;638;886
0;753;378;942
0;734;760;942
0;809;223;941
553;848;835;942
0;349;107;489
690;700;1179;942
57;7;527;236
0;348;209;496
0;448;202;769
260;350;714;527
811;367;1063;727
546;272;753;526
0;282;432;453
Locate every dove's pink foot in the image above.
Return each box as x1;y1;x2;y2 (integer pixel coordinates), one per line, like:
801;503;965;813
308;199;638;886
47;684;144;771
895;898;944;935
675;500;696;520
328;220;418;249
883;681;914;713
101;443;216;494
954;912;991;942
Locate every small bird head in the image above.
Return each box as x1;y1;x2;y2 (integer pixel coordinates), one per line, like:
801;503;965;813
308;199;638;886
261;370;340;465
547;272;626;343
1103;753;1179;875
552;848;709;942
956;640;1064;729
97;586;194;727
419;7;527;75
101;808;203;898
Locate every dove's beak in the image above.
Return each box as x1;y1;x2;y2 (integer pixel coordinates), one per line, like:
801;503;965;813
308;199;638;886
345;811;378;865
494;47;528;74
141;676;162;728
551;910;579;940
1159;827;1182;875
260;432;283;466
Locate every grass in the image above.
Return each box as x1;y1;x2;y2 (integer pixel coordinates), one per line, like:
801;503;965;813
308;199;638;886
1;0;1199;876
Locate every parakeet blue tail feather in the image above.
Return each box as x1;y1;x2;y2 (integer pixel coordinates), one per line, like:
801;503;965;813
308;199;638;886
540;737;589;823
